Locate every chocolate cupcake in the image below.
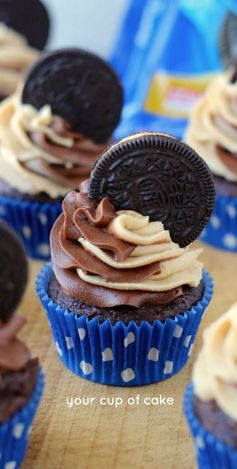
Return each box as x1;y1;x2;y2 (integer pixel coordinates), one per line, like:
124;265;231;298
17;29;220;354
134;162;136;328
0;48;123;259
36;132;214;386
184;303;237;468
0;221;44;468
186;68;237;251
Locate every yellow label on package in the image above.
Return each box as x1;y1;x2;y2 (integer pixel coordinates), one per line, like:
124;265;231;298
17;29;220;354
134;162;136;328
144;72;215;118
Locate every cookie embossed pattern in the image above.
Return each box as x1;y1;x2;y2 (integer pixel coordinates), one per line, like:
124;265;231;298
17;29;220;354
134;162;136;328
37;132;214;386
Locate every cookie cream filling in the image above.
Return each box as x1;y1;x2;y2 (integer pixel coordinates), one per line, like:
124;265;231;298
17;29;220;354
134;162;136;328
0;23;39;97
193;303;237;420
0;95;108;197
186;72;237;182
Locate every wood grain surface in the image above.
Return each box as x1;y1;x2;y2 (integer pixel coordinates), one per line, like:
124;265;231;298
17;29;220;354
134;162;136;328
19;241;237;469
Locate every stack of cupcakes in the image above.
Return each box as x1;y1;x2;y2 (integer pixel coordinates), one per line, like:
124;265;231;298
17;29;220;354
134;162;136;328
0;221;44;468
184;303;237;468
0;48;123;259
186;68;237;251
37;132;214;386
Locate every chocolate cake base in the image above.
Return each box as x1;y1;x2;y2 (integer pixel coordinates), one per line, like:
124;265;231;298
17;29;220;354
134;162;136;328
0;178;63;204
0;358;39;424
48;275;204;325
214;174;237;197
193;395;237;449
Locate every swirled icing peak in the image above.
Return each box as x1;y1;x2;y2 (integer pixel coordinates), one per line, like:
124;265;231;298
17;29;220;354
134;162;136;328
0;23;39;98
186;70;237;182
50;181;203;308
0;95;109;197
193;303;237;420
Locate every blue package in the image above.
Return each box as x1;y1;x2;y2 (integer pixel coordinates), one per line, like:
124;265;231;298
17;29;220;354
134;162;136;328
111;0;227;139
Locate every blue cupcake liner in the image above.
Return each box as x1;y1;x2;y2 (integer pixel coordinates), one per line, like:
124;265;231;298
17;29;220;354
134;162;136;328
184;383;237;469
36;263;213;386
0;367;44;469
0;194;62;260
200;191;237;252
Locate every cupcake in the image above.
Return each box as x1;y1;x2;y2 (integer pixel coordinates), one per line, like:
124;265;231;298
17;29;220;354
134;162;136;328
186;69;237;251
0;0;50;100
0;48;123;259
36;132;214;386
184;303;237;468
0;221;44;468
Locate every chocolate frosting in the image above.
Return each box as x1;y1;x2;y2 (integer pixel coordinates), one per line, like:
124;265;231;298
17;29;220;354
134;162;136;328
51;182;184;308
0;315;30;371
216;144;237;174
29;116;109;188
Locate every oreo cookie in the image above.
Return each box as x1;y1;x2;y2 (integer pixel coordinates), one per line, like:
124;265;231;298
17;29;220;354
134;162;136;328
219;11;237;67
22;49;124;143
0;0;50;50
0;221;28;322
89;133;215;247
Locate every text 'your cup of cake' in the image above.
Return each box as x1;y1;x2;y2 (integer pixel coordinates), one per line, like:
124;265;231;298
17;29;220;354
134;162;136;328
36;132;214;386
0;48;123;259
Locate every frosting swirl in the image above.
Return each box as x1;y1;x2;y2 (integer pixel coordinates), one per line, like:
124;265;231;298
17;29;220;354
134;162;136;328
193;303;237;421
186;71;237;182
0;23;39;99
0;96;109;197
0;315;30;371
51;181;203;308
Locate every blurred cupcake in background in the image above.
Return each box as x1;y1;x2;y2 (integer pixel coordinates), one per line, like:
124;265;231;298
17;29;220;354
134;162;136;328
186;68;237;251
184;303;237;469
0;0;50;100
0;48;123;259
0;221;44;468
37;132;214;386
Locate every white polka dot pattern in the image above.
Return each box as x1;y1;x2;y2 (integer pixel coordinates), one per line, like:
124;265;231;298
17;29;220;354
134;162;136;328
124;332;135;347
102;348;113;362
80;361;93;375
148;348;159;362
121;369;135;383
13;423;24;439
78;328;86;340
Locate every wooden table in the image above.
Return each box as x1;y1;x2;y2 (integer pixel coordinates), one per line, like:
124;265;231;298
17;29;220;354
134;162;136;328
20;242;237;469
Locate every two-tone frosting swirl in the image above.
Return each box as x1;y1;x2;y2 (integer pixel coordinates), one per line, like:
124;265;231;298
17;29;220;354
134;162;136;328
186;71;237;182
51;181;203;308
0;23;39;99
193;303;237;421
0;96;109;197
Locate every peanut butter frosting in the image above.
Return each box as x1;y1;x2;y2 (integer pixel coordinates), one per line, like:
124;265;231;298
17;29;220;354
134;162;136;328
193;303;237;421
51;181;203;308
186;71;237;182
0;23;39;98
0;95;109;197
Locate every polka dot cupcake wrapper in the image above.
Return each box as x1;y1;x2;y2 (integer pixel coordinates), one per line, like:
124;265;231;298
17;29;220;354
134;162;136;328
0;194;62;260
200;192;237;252
36;263;213;387
184;383;237;469
0;368;44;469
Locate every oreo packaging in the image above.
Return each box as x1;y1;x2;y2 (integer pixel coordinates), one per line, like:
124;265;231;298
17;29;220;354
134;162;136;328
0;221;28;322
0;0;50;50
220;11;237;67
22;48;124;143
89;132;215;247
